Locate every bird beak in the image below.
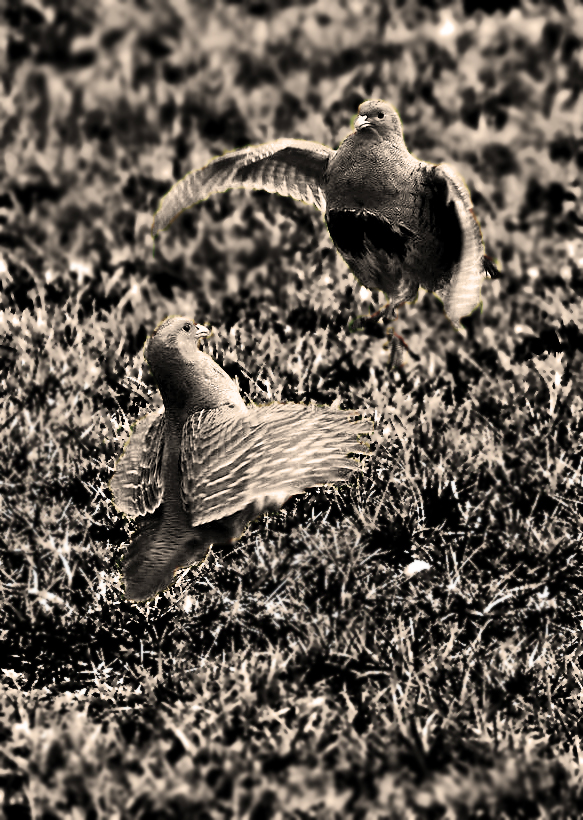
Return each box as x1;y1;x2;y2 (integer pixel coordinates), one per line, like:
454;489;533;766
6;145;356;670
354;114;370;131
195;324;210;340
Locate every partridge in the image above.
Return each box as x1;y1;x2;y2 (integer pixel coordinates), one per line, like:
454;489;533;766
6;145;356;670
152;100;498;332
111;317;369;601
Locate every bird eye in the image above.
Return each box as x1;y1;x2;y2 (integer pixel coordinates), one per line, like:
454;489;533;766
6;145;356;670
377;112;384;119
182;322;192;333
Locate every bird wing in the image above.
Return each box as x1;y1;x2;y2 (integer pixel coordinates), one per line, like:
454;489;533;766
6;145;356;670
152;139;334;235
110;410;165;517
434;164;488;332
180;404;370;528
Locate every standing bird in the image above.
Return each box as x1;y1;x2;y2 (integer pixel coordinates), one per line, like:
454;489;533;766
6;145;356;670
111;317;369;601
152;100;498;334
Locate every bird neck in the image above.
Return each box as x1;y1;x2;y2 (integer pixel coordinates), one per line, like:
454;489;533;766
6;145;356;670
157;372;195;424
326;131;412;210
333;130;410;173
155;351;246;424
355;128;384;145
357;128;407;153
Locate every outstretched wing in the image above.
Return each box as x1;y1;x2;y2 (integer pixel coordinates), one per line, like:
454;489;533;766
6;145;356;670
181;404;370;528
110;410;165;517
152;139;334;235
435;164;495;332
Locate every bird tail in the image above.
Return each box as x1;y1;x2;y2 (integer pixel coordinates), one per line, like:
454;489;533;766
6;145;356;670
483;255;501;279
123;520;211;602
123;508;260;601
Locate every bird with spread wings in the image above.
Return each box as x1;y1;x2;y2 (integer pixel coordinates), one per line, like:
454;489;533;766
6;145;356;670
152;100;499;337
111;317;370;601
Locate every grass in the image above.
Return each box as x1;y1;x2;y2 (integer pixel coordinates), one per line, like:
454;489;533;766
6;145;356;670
2;0;583;817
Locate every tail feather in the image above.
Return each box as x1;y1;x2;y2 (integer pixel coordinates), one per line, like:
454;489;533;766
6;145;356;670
123;506;266;601
124;516;210;601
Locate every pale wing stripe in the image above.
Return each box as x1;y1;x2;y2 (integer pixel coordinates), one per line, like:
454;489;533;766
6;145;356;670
198;460;359;513
202;465;258;497
181;408;250;514
203;460;255;489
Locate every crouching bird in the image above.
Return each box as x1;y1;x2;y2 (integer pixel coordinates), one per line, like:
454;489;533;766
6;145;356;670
152;100;499;334
111;317;370;601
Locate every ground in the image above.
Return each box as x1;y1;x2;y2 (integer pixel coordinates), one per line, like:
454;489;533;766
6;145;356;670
2;0;583;817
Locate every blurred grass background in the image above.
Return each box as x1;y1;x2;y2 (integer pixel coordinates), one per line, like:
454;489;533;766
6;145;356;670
2;0;583;816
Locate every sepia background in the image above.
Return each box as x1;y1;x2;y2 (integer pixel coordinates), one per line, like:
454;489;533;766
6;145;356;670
2;0;583;815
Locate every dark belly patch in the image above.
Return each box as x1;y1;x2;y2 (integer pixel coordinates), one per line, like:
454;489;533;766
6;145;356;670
326;209;413;262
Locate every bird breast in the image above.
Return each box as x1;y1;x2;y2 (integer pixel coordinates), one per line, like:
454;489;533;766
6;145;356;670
326;134;416;213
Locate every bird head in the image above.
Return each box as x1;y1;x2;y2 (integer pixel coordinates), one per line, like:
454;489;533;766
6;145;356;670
146;317;209;372
353;100;403;140
145;316;246;415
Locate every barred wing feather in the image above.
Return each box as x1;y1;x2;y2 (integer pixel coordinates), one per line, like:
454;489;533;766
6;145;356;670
152;139;333;235
181;404;369;528
110;411;165;516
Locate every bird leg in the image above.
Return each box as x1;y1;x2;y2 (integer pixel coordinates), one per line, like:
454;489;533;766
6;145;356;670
349;301;420;368
387;328;418;368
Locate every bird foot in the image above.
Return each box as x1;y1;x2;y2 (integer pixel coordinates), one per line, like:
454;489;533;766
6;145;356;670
348;302;395;332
